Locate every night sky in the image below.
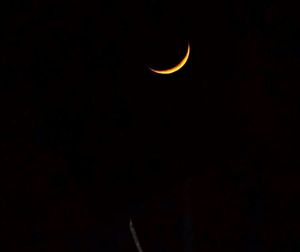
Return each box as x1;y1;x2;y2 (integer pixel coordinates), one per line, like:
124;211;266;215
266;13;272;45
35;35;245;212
1;0;300;251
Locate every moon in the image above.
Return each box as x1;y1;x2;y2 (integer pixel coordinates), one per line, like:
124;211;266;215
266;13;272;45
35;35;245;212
149;42;190;75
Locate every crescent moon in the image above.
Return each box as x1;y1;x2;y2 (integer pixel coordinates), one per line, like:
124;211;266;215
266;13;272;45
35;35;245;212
149;42;190;75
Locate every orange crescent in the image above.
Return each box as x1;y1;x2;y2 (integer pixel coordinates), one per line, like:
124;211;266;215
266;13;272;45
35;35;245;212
149;42;190;74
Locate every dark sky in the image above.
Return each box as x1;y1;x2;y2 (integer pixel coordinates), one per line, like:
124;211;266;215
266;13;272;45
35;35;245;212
1;0;300;251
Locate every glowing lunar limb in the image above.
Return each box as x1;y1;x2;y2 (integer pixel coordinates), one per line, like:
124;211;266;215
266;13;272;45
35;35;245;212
149;42;190;75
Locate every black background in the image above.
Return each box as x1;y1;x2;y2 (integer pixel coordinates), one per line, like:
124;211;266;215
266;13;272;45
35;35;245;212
1;0;300;251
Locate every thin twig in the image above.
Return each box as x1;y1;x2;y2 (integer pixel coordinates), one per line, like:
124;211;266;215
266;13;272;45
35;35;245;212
129;218;144;252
